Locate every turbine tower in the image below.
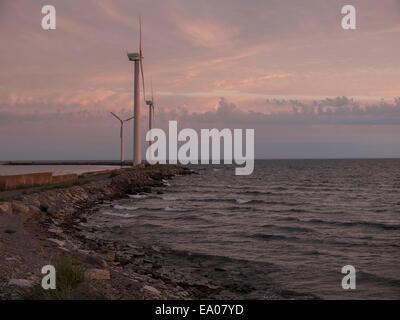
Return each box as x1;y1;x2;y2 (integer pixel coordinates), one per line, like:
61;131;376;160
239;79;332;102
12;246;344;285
146;81;155;160
110;112;134;165
127;17;146;166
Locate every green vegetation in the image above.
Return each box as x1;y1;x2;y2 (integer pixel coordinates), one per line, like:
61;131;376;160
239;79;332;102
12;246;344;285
23;255;86;300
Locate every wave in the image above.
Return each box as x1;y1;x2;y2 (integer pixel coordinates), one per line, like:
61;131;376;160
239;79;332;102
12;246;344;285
250;233;299;242
162;196;179;201
113;205;139;211
358;271;400;287
164;206;191;212
261;224;315;234
128;194;147;199
236;199;251;204
293;217;400;231
101;211;138;218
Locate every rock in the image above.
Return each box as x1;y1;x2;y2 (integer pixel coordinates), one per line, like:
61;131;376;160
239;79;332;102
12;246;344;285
8;279;33;288
77;249;90;255
214;267;226;272
131;250;145;257
48;228;63;234
85;269;111;280
39;202;49;212
47;206;61;216
142;187;151;193
28;206;41;215
143;285;160;295
5;257;19;262
47;238;65;247
0;202;11;214
11;202;30;214
106;251;116;262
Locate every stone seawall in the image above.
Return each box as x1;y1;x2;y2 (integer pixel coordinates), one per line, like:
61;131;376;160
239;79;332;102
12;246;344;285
0;165;191;216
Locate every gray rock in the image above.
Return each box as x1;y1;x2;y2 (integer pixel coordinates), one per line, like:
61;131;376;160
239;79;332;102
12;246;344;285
47;206;60;216
47;238;66;247
8;279;33;288
143;285;160;295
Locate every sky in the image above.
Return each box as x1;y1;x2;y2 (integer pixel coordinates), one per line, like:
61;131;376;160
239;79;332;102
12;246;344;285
0;0;399;160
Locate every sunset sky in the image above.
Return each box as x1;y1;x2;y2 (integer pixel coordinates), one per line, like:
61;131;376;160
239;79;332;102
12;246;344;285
0;0;399;160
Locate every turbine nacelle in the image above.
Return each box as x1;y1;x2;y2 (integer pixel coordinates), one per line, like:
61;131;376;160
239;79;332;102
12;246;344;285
127;53;140;61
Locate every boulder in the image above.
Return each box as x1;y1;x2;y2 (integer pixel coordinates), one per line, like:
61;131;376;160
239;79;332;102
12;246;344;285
39;202;49;212
8;279;33;288
106;251;116;262
47;206;61;216
11;202;30;214
143;285;160;295
85;269;111;280
28;206;41;215
0;202;11;214
47;238;65;247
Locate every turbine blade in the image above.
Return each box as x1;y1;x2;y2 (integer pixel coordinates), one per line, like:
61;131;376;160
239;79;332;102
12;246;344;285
151;79;154;102
139;16;142;56
110;112;122;122
139;16;146;101
140;59;146;101
124;116;134;122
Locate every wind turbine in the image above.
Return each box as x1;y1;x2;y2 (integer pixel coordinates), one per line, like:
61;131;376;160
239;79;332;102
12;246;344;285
146;81;155;149
127;16;146;166
110;112;134;165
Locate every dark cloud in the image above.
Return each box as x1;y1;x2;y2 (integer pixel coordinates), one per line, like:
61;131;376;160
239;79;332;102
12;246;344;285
2;96;400;126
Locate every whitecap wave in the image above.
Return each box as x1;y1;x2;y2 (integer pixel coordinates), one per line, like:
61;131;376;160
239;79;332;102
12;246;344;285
113;205;139;211
128;194;147;199
236;199;251;204
162;196;179;201
102;211;138;218
164;206;190;212
298;218;312;222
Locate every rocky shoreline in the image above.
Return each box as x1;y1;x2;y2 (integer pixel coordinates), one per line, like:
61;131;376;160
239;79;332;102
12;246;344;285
0;165;203;299
0;164;315;300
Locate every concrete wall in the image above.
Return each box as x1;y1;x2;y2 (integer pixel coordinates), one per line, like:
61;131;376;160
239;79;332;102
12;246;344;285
52;174;78;184
0;172;78;191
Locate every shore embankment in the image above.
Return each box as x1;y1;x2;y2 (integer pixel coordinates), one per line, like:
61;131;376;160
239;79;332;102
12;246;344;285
0;165;204;299
0;164;313;300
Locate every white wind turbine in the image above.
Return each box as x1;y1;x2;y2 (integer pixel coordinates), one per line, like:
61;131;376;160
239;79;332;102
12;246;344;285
127;16;146;166
110;112;134;165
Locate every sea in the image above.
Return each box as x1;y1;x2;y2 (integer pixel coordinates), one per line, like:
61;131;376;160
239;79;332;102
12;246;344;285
86;159;400;299
4;159;400;299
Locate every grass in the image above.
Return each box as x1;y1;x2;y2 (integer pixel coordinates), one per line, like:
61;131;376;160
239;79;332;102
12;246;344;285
23;255;86;300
